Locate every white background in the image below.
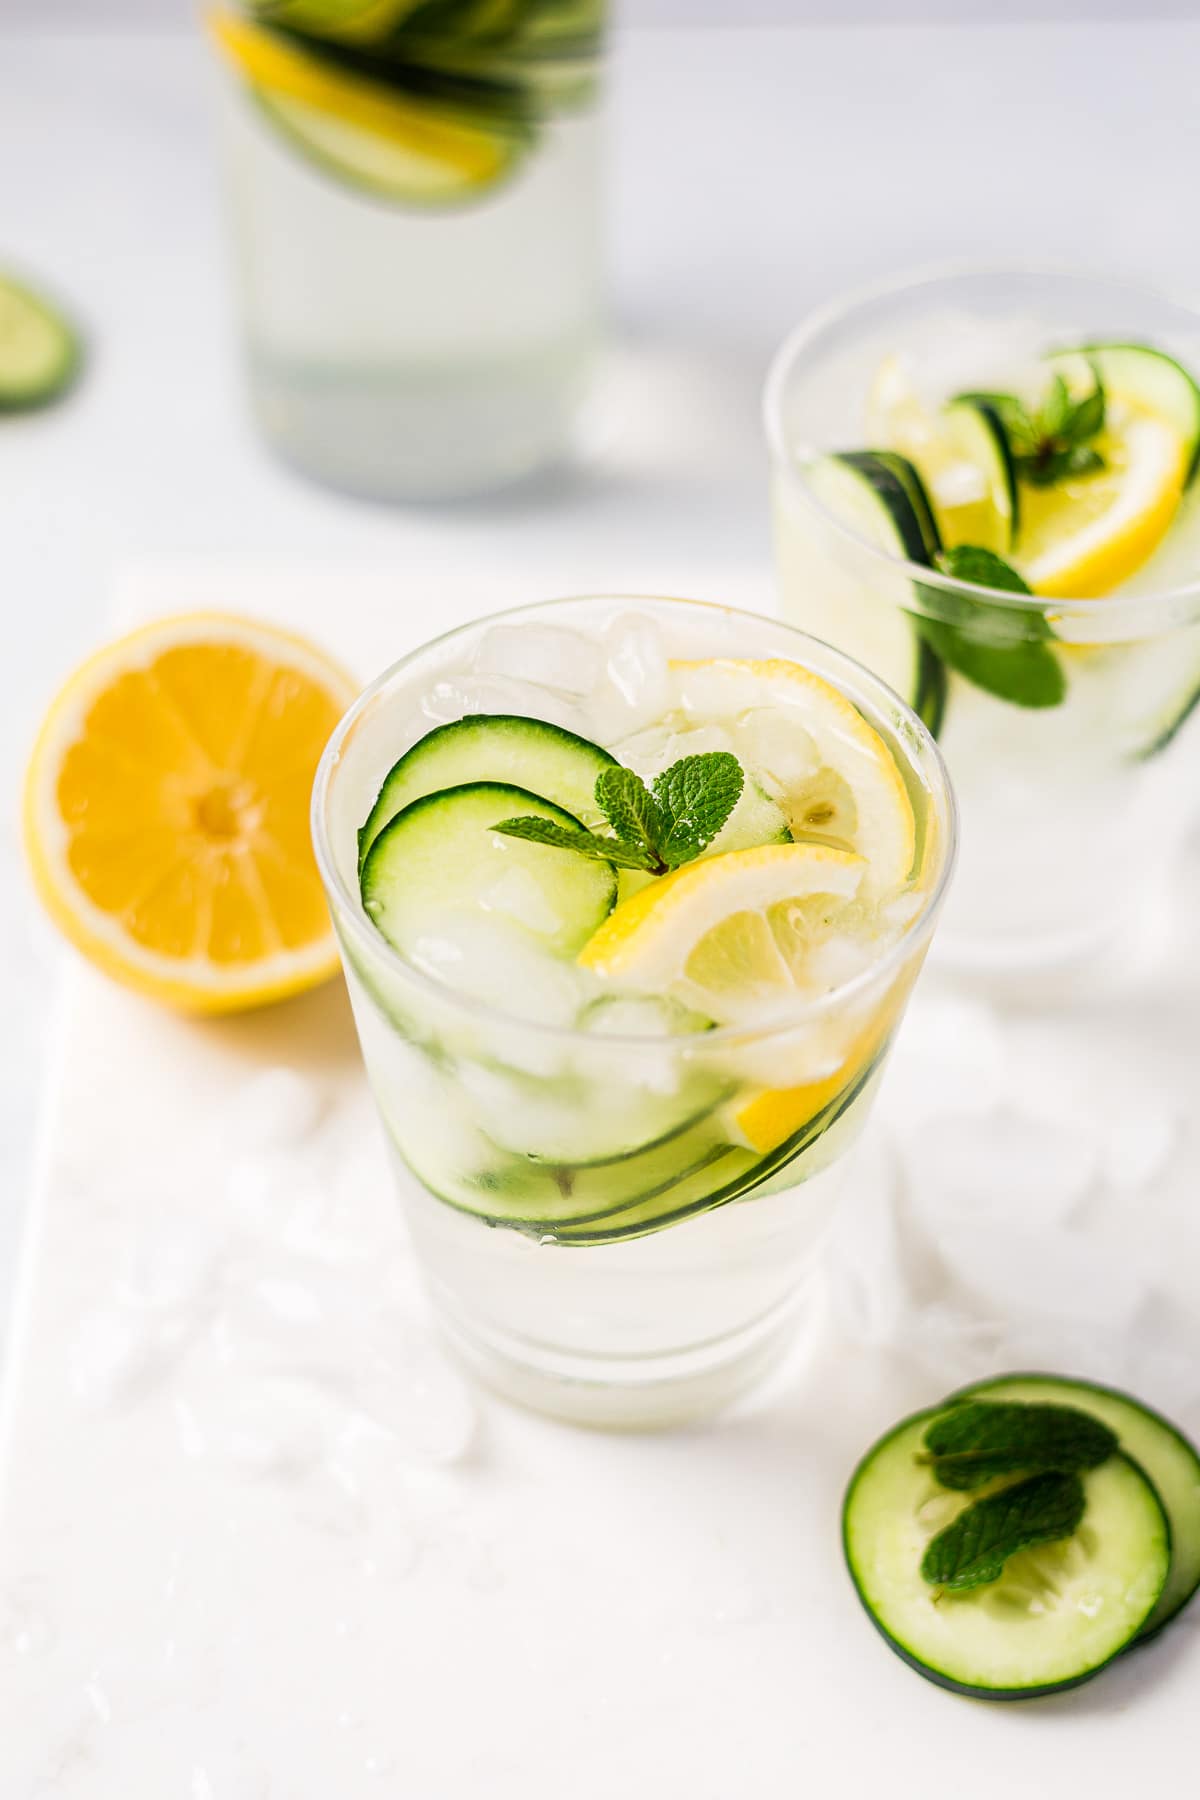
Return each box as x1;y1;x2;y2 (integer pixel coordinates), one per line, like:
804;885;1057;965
6;0;1199;24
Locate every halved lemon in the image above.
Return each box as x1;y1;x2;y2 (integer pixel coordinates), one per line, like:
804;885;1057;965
24;614;357;1013
1014;408;1187;599
210;10;528;204
668;658;916;893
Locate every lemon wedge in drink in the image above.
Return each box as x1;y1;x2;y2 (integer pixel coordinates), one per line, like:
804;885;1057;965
209;10;529;203
1014;409;1187;599
578;842;902;1154
578;842;870;1013
667;658;917;893
24;614;357;1013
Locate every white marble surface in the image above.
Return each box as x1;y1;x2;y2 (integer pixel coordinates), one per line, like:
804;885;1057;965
1;559;1198;1798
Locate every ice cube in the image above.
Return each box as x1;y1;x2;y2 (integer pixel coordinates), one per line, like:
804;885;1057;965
731;708;820;795
1101;1099;1178;1192
226;1149;326;1242
174;1350;332;1479
480;864;565;937
419;674;576;731
933;1219;1151;1332
586;613;672;738
354;1325;476;1465
0;1583;54;1656
474;624;600;697
219;1067;326;1155
70;1308;186;1410
118;1218;223;1315
283;1145;398;1267
408;914;589;1032
898;1107;1099;1233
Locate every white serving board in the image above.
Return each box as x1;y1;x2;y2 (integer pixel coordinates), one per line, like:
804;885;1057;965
2;567;1198;1799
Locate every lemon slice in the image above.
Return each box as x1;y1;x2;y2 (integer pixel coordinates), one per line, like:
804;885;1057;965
668;658;916;894
1014;410;1187;599
24;614;357;1013
209;10;527;204
866;356;1015;552
579;842;869;1011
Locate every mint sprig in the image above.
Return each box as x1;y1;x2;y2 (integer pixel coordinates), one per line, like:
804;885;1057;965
957;369;1106;488
494;751;744;876
917;544;1066;711
921;1470;1086;1594
919;1401;1118;1492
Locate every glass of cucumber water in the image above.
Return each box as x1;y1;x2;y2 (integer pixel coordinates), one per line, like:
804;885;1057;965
765;266;1200;982
312;595;954;1426
209;0;605;500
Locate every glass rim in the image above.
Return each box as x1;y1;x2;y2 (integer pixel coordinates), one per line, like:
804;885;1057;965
762;257;1200;632
310;592;957;1049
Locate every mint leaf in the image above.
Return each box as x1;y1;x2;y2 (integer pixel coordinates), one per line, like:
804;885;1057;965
935;545;1033;596
920;1401;1118;1492
917;546;1065;710
493;752;746;879
1066;380;1106;442
491;815;656;871
958;369;1106;489
594;765;667;853
651;752;744;868
921;1471;1085;1593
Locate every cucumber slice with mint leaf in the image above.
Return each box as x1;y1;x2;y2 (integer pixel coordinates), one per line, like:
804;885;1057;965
0;274;82;412
843;1399;1171;1698
951;1373;1200;1637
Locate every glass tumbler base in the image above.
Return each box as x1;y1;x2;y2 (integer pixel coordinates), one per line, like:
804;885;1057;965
430;1287;804;1431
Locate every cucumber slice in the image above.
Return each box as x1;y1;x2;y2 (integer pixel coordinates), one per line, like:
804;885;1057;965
360;781;616;960
940;396;1019;551
392;1038;882;1241
1049;341;1200;486
0;275;81;411
843;1406;1170;1698
803;452;948;736
549;1047;883;1244
1136;678;1200;759
359;714;615;868
395;1104;742;1230
952;1373;1200;1637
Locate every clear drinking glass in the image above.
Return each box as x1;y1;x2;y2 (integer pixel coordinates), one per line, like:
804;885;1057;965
765;266;1200;980
312;595;954;1426
212;3;605;500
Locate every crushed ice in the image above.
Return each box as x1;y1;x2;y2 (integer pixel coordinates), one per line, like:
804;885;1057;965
822;986;1197;1419
68;1070;477;1540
